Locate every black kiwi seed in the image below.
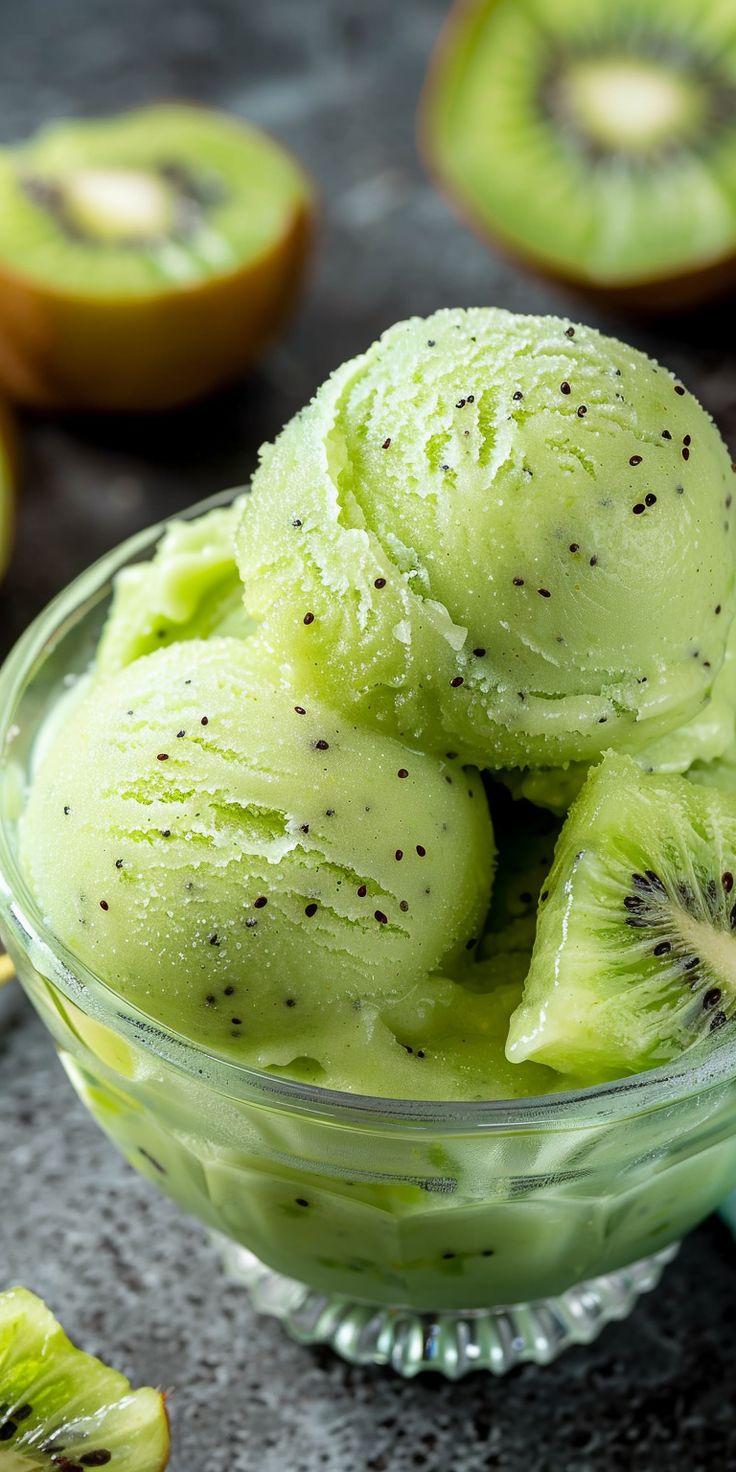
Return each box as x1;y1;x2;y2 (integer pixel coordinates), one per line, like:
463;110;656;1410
138;1148;166;1175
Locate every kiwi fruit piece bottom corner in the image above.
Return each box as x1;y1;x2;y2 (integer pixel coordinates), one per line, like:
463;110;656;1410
0;104;314;411
0;1285;169;1470
422;0;736;309
506;752;736;1082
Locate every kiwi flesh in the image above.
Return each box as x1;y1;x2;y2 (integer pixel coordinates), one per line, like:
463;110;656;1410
507;752;736;1080
0;1287;169;1471
423;0;736;308
0;105;313;410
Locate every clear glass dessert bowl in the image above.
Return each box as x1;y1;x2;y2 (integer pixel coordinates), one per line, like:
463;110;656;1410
2;493;736;1379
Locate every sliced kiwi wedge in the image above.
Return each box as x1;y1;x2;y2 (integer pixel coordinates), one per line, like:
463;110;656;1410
507;752;736;1080
422;0;736;308
0;1287;169;1471
0;105;313;409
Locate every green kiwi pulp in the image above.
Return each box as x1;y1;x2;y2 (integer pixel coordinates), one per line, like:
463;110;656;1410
424;0;736;301
0;104;310;293
507;752;736;1081
0;1288;169;1471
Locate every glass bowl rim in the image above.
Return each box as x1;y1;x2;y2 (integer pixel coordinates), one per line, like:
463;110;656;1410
1;487;735;1132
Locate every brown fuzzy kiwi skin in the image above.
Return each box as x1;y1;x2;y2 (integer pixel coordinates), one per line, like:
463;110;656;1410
0;109;316;413
419;0;736;315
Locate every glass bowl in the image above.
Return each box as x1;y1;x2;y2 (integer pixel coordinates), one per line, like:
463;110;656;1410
2;492;736;1379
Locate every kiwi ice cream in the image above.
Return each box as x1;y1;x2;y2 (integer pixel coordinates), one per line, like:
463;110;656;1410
96;498;253;674
21;635;493;1077
18;306;736;1099
238;307;736;771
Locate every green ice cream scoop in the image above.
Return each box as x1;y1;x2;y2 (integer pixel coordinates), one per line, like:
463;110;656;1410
97;498;254;674
21;637;494;1065
237;307;736;770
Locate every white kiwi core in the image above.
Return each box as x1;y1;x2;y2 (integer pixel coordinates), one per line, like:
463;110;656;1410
61;168;175;242
561;57;704;152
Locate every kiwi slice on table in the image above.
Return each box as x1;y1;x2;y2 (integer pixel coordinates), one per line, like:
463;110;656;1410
422;0;736;309
506;752;736;1081
0;1287;169;1470
0;104;313;410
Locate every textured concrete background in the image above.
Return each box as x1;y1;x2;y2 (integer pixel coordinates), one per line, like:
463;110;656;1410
1;1;736;1468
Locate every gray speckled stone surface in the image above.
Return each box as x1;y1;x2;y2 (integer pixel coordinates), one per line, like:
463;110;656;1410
2;1;736;1467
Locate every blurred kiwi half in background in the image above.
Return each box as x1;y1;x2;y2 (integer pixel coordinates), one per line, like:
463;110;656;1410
0;104;314;411
422;0;736;311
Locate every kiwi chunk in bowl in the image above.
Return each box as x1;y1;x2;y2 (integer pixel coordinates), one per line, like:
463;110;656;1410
422;0;736;309
508;752;736;1079
2;496;736;1380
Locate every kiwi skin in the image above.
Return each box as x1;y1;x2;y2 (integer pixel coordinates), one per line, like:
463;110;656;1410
420;0;736;314
0;110;314;412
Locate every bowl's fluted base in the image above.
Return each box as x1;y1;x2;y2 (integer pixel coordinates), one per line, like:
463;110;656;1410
216;1235;679;1378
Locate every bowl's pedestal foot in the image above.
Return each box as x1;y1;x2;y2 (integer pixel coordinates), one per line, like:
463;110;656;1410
215;1233;680;1379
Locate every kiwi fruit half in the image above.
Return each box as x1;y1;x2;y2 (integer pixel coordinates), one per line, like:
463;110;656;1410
422;0;736;309
0;105;313;410
0;1287;169;1470
507;752;736;1080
